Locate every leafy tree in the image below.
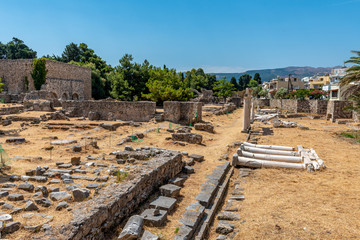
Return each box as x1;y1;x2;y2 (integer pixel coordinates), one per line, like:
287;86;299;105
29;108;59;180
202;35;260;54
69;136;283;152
230;76;239;90
31;58;48;90
0;77;4;93
252;85;263;98
247;79;259;88
143;67;193;103
213;78;236;101
341;50;360;97
259;88;268;98
238;74;252;91
61;43;81;62
184;68;216;90
274;87;288;99
0;37;37;59
254;73;261;85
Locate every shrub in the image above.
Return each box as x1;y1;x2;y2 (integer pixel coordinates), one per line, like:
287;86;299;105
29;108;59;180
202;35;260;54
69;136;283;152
31;58;48;90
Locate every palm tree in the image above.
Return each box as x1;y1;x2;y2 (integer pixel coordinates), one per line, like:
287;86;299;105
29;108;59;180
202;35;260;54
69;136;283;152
341;50;360;97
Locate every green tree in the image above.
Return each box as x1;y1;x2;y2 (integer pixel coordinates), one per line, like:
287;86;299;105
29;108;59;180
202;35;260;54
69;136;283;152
230;76;239;90
259;88;268;98
275;87;288;99
254;73;261;85
238;74;252;91
31;58;48;90
213;78;236;101
184;68;216;90
341;50;360;97
61;42;81;62
0;37;37;59
247;79;259;88
143;67;193;103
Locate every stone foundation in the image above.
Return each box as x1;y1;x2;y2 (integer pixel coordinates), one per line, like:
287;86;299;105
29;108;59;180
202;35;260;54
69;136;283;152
163;101;202;124
62;100;156;122
326;100;354;121
58;149;184;240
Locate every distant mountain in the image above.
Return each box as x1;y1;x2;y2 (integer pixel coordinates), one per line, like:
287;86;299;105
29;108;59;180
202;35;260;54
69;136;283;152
210;66;341;82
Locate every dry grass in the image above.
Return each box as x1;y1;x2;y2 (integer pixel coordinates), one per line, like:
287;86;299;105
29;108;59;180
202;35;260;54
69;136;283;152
209;117;360;240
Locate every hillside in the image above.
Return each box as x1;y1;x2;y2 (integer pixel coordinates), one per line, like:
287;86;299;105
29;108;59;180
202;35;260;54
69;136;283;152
210;66;341;82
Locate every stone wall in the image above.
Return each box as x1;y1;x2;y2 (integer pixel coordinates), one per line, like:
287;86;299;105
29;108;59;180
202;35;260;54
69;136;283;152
254;99;270;107
230;97;242;108
326;100;353;121
163;101;202;124
62;100;156;121
0;59;91;101
58;149;183;240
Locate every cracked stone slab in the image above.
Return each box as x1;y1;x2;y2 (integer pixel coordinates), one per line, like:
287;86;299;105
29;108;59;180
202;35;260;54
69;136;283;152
141;208;168;227
118;215;144;240
159;184;181;198
224;200;238;212
149;196;177;213
217;211;240;221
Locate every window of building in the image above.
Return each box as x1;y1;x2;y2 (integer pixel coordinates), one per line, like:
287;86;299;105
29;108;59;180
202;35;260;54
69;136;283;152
331;90;338;98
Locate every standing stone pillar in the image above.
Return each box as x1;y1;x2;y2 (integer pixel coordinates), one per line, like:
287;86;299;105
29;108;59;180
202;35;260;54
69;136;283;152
242;89;251;133
250;99;255;123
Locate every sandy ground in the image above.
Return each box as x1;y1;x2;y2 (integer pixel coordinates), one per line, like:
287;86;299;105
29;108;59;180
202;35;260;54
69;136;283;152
209;116;360;240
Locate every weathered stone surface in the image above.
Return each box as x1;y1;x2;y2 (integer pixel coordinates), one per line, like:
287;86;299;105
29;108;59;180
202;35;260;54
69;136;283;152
149;196;177;213
169;177;186;186
72;145;82;152
9;175;20;182
172;133;202;144
141;208;168;227
72;188;90;202
55;201;69;210
86;183;99;189
49;179;61;184
6;137;26;143
194;123;214;133
118;215;144;240
0;214;12;222
159;184;181;198
50;139;77;145
58;164;73;169
216;220;235;234
179;202;205;229
8;193;24;201
224;200;238;212
229;195;245;201
35;198;52;207
195;192;212;207
34;186;49;198
18;182;34;192
28;176;48;183
25;201;39;211
0;191;9;198
141;230;159;240
2;221;21;234
183;166;194;174
174;224;193;240
2;183;17;188
2;203;14;209
217;211;240;221
50;191;72;201
189;154;204;162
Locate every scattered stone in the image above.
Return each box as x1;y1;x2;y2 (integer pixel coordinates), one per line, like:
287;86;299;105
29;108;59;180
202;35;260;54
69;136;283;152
9;175;20;182
86;183;99;189
141;208;168;227
50;191;72;201
217;211;240;221
0;214;12;222
216;220;235;234
194;123;214;133
35;198;52;207
124;145;134;151
29;176;48;183
169;177;186;187
71;157;81;165
49;179;61;184
166;129;175;133
2;183;17;188
160;184;181;198
189;154;204;162
183;166;194;174
6;137;26;143
118;215;144;240
141;230;159;240
10;207;23;214
25;201;39;211
50;139;77;145
8;193;24;201
55;201;69;210
72;188;90;201
229;195;245;201
172;133;202;144
33;192;42;198
58;164;73;169
2;221;21;234
72;145;82;152
63;179;74;184
224;200;238;212
0;191;9;198
2;203;14;209
174;224;193;240
149;196;177;213
49;187;60;193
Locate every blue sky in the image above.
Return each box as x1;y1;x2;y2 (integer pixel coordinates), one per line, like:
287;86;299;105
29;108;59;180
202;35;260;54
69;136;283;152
1;0;359;72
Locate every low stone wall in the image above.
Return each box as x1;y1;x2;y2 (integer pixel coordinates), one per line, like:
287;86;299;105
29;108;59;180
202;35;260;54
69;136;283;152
254;99;270;107
326;100;354;121
62;100;156;121
0;106;24;115
163;101;202;124
230;97;242;108
58;149;184;240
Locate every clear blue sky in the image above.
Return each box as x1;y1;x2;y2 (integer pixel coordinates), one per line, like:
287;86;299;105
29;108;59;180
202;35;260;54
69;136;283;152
1;0;359;72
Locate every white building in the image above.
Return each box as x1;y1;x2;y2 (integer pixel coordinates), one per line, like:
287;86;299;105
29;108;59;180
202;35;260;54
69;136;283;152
325;67;348;100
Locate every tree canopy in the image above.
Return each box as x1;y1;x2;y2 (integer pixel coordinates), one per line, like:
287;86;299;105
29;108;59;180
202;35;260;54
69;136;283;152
0;37;37;59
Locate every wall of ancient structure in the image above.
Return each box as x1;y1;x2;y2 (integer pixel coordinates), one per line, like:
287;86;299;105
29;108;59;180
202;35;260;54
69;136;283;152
163;101;202;124
62;100;156;121
59;150;183;240
326;100;354;121
0;59;91;101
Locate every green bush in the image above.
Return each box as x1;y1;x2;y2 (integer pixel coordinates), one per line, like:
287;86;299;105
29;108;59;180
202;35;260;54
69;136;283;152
31;58;48;90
